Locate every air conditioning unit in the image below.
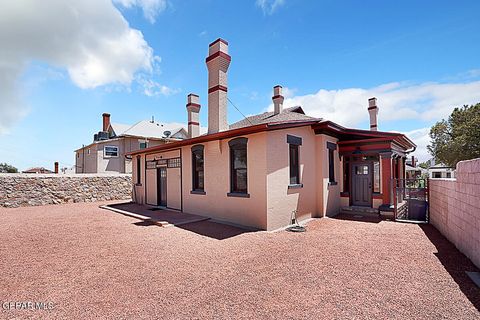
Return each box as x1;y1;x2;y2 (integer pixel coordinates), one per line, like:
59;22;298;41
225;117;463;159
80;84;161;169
97;131;109;141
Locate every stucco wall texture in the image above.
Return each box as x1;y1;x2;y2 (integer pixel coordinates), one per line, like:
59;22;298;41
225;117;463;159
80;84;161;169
429;158;480;268
0;174;132;208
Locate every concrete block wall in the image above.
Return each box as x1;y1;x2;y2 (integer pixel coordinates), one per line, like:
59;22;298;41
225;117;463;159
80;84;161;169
429;158;480;268
0;173;132;208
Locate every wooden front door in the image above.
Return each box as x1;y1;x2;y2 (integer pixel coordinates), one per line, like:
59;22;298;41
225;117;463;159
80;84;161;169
351;162;373;207
156;167;167;207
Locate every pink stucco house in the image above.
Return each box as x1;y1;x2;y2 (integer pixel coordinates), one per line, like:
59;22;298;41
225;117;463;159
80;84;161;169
128;39;416;231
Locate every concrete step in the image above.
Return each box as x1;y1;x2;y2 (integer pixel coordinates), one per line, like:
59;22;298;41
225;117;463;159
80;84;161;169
341;206;379;217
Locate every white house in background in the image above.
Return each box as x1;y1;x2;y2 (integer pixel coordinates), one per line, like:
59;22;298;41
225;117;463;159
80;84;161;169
429;163;455;179
75;113;187;174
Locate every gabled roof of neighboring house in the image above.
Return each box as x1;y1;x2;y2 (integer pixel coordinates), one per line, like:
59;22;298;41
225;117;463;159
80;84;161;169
110;120;187;140
110;123;131;136
22;167;54;174
429;164;455;170
230;106;319;129
405;163;424;172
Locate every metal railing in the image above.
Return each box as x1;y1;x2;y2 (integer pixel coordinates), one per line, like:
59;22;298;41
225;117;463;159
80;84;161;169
393;178;428;222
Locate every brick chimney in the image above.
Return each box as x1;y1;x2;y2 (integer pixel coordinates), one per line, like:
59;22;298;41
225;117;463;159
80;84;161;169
54;162;59;174
206;38;231;134
272;85;284;115
368;97;378;131
186;94;201;138
102;113;111;132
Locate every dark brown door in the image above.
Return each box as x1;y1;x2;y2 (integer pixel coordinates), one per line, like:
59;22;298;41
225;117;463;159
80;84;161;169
156;167;167;207
351;163;372;207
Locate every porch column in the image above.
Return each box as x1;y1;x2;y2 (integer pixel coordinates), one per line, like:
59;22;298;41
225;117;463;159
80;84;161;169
380;152;393;206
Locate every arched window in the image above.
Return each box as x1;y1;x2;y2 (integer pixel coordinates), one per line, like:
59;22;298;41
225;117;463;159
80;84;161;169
191;145;204;192
229;137;248;195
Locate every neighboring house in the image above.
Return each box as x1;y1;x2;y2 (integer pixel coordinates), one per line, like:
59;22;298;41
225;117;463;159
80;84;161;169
127;39;416;231
429;164;455;179
75;115;187;174
405;156;425;179
22;167;54;174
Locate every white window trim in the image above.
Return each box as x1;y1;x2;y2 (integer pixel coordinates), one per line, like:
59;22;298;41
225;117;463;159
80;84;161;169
104;146;119;158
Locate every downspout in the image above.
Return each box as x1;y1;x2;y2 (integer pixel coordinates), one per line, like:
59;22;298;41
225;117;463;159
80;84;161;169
405;146;416;154
82;144;85;173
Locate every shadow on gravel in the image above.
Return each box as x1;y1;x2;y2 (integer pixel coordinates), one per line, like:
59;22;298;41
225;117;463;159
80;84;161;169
420;224;480;311
133;219;158;227
177;220;256;240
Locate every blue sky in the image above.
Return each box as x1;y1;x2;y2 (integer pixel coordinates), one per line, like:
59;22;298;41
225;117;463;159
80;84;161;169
1;0;480;170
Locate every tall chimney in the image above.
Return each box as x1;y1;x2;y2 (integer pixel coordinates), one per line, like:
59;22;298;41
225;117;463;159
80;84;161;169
206;38;231;134
368;97;378;131
272;85;284;115
186;94;201;138
54;162;59;174
102;113;111;132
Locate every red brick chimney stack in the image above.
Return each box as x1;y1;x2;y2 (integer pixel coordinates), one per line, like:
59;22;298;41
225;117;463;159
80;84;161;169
273;85;284;115
54;162;59;174
186;94;201;138
368;98;378;131
206;38;231;134
102;113;111;132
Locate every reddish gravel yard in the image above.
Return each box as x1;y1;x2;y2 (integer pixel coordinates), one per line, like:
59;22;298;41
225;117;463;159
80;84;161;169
1;202;479;319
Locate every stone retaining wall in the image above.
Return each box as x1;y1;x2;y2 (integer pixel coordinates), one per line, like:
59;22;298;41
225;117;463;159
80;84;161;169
429;158;480;268
0;174;132;208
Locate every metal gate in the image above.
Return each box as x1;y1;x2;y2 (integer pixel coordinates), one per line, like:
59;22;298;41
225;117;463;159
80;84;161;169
393;178;428;222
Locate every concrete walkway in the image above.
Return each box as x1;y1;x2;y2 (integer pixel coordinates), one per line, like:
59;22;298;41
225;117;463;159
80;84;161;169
101;202;209;227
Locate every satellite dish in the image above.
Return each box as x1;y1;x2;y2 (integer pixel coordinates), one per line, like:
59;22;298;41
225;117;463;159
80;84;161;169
163;130;171;138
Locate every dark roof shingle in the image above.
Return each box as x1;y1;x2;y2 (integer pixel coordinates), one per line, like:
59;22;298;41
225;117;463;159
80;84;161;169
229;106;319;129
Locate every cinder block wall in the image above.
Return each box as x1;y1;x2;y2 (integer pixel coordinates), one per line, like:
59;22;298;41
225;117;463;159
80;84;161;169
0;174;132;208
429;158;480;268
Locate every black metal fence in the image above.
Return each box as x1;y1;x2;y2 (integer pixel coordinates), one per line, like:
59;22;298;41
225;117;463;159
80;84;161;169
393;178;428;222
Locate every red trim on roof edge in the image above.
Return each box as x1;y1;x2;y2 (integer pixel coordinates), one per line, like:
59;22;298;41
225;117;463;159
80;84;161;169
208;85;228;93
206;51;231;63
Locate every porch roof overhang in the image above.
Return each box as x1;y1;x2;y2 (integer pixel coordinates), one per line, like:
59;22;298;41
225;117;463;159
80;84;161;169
311;120;416;156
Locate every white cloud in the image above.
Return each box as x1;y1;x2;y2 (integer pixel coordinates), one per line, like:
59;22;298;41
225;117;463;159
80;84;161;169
270;81;480;128
114;0;168;23
262;80;480;161
403;127;431;162
0;0;160;134
256;0;285;15
138;78;180;97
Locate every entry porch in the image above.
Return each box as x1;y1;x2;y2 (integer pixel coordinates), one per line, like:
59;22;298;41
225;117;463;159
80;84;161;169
312;121;415;212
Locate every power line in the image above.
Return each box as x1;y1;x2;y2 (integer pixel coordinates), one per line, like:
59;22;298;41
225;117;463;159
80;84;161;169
227;97;254;126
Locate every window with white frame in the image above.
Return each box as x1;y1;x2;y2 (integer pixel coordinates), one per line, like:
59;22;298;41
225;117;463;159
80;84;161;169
104;146;119;157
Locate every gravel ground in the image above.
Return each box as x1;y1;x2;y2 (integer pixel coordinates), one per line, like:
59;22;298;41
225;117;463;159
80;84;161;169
0;202;479;319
